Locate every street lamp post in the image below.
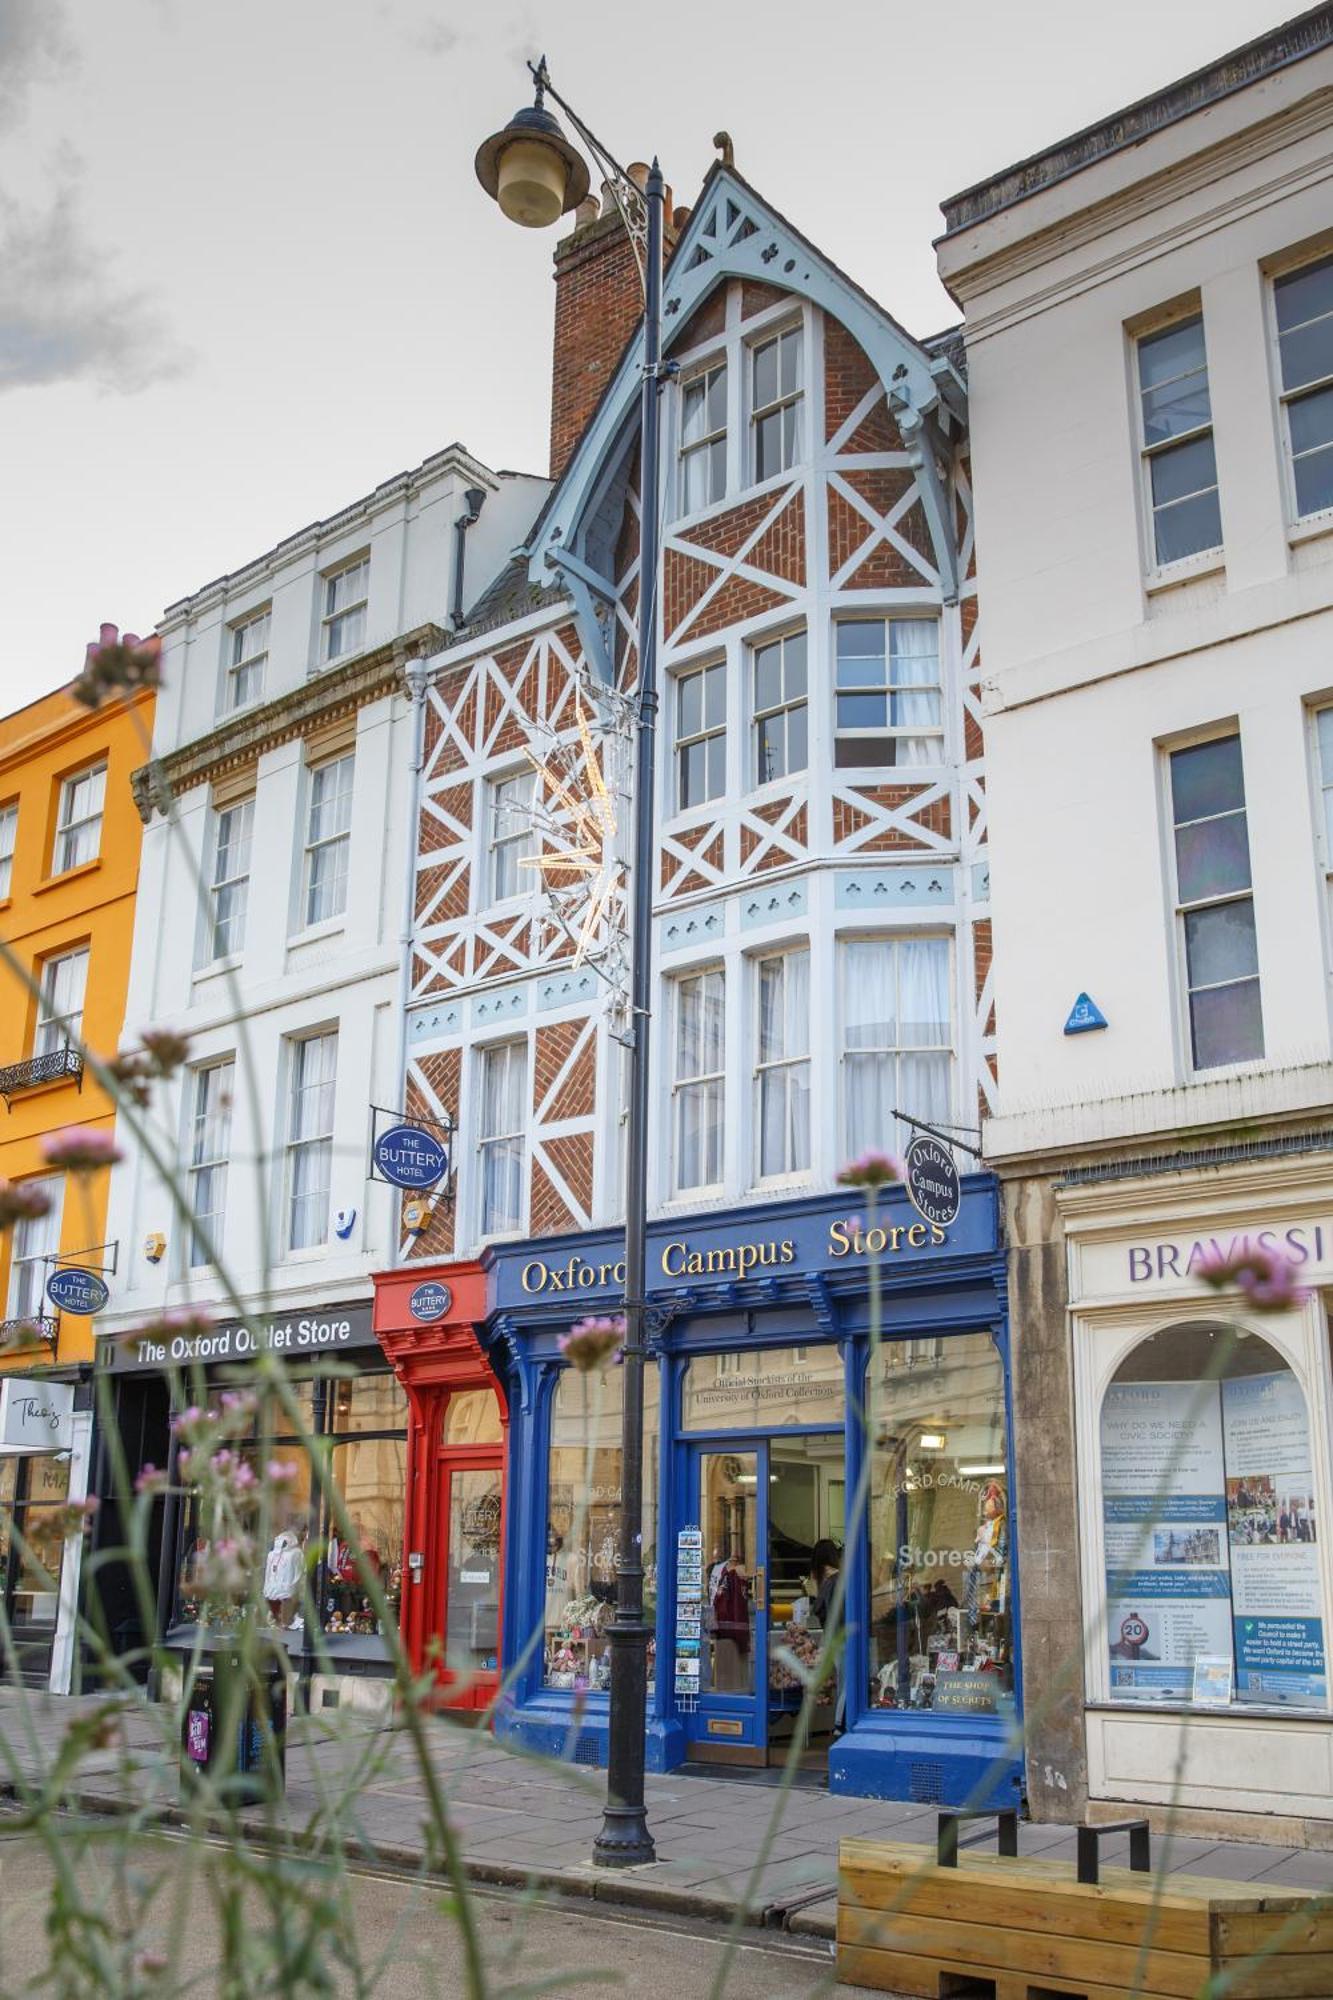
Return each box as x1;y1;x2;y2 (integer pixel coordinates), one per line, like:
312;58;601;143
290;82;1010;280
476;60;666;1868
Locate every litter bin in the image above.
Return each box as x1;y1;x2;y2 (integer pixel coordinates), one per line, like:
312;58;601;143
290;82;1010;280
181;1640;287;1804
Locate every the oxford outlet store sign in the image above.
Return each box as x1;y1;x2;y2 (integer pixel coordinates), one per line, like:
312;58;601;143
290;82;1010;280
99;1302;376;1374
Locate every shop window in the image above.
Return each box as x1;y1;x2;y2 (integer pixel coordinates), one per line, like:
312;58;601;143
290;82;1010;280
443;1388;503;1445
681;1345;844;1431
544;1361;659;1693
1;1452;71;1675
841;936;952;1157
175;1372;406;1643
867;1331;1012;1715
1100;1322;1323;1711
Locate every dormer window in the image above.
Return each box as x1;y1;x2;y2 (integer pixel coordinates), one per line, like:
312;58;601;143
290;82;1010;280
751;325;803;481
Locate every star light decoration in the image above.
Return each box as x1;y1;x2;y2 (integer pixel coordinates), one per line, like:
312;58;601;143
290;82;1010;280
516;693;633;998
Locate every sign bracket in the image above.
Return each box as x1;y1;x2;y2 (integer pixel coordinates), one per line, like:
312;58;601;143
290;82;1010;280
892;1110;984;1164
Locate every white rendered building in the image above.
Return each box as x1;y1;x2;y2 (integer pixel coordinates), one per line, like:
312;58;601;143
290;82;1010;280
93;445;544;1701
938;9;1333;1831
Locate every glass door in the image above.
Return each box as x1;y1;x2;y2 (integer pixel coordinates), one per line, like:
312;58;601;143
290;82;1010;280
683;1446;768;1762
438;1458;503;1710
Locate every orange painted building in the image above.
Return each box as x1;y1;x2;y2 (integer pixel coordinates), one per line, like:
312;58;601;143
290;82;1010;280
0;679;153;1686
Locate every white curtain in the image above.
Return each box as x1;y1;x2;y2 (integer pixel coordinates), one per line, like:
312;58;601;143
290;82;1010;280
844;938;951;1154
891;619;941;764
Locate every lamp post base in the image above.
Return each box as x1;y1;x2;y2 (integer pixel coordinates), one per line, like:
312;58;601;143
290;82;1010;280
592;1801;657;1868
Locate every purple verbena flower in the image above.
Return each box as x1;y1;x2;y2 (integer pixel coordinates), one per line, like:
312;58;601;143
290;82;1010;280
835;1150;907;1190
1196;1240;1306;1314
558;1314;627;1372
40;1126;122;1174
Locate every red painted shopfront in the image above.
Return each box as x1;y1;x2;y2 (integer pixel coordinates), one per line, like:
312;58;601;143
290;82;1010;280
372;1263;506;1711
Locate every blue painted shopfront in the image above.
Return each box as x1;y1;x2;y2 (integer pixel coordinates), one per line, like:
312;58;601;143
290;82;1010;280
478;1179;1021;1808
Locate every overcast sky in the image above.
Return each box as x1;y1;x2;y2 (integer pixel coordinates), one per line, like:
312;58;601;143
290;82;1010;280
1;0;1287;708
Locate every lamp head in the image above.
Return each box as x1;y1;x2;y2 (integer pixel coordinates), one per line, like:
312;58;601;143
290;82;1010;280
475;86;590;229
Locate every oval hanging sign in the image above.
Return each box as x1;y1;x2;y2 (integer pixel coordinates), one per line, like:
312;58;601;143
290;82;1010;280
373;1123;449;1191
46;1266;110;1316
408;1280;453;1324
904;1133;961;1229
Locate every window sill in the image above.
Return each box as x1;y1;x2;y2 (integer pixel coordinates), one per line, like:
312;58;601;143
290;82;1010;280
287;917;347;949
1181;1054;1270;1087
192;954;242;985
1143;548;1225;596
1289;508;1333;549
282;1244;334;1266
32;858;102;896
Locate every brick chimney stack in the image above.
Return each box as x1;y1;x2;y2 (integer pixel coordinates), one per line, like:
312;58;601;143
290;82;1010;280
548;163;677;482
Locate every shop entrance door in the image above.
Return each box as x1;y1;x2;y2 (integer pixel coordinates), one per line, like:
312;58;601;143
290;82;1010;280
436;1455;503;1710
683;1434;844;1768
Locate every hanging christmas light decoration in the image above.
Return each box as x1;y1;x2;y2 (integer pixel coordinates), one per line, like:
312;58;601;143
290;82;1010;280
518;695;631;981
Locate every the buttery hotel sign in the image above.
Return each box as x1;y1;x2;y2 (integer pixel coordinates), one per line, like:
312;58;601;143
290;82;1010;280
497;1186;990;1310
100;1302;376;1374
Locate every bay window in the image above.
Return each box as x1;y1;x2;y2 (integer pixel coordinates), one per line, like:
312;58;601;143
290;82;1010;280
673;968;725;1193
834;619;941;768
841;936;951;1157
753;629;808;784
754;950;810;1180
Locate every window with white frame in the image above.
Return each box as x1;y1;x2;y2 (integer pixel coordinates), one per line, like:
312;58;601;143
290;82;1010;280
225;609;269;711
755;949;810;1180
841;937;951;1156
54;765;106;873
188;1059;234;1268
680;360;727;513
6;1175;62;1324
753;629;808;785
750;324;803;481
287;1031;338;1251
489;769;535;902
35;946;88;1058
210;798;254;961
0;802;16;899
675;661;726;810
303;753;354;927
1136;315;1222;568
673;967;725;1192
478;1041;526;1237
1274;253;1333;522
321;556;368;663
834;618;941;768
1169;735;1263;1071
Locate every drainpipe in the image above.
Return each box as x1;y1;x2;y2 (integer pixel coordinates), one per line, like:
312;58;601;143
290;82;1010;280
449;486;488;632
390;652;431;1267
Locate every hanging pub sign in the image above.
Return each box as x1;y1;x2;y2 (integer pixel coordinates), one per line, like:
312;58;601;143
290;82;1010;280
372;1122;449;1190
905;1134;961;1229
46;1266;110;1316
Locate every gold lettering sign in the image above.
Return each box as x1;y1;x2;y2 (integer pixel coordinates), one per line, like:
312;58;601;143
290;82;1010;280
517;1220;950;1295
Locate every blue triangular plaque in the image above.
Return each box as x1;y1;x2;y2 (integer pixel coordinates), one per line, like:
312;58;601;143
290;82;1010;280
1064;992;1107;1035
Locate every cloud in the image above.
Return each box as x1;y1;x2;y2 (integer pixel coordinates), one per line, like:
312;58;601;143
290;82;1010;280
0;0;75;134
0;172;190;395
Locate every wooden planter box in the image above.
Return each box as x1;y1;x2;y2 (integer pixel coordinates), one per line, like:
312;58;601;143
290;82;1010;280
837;1836;1333;1999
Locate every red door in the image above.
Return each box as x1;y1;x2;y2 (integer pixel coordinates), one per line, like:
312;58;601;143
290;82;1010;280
435;1450;504;1709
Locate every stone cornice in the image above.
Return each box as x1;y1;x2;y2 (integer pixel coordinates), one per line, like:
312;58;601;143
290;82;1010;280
131;623;446;823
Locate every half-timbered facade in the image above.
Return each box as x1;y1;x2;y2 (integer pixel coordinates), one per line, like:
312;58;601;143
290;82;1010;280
381;169;1018;1805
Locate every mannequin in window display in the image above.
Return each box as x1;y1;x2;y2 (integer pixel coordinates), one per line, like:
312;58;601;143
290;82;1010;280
263;1527;304;1629
966;1481;1007;1624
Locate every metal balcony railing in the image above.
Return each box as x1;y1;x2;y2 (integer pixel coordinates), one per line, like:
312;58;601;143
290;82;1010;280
0;1315;58;1352
0;1046;83;1106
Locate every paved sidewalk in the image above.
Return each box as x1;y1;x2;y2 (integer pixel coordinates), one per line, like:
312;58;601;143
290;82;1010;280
1;1691;1330;1943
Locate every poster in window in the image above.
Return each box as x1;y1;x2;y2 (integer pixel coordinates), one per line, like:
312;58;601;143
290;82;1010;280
1222;1372;1325;1709
1101;1382;1232;1699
